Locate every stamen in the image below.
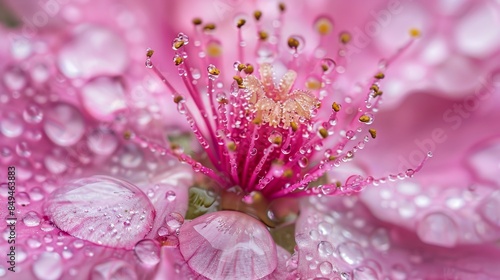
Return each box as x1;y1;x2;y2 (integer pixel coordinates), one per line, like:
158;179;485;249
254;10;262;21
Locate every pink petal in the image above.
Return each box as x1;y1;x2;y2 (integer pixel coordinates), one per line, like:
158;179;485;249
44;176;155;249
179;211;278;280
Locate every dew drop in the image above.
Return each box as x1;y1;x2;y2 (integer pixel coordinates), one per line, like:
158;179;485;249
319;261;333;275
23;211;41;227
0;113;24;138
165;190;177;202
317;241;334;258
417;212;458;247
338;241;364;265
23;104;44;124
87;127;118;156
58;26;128;79
370;228;390;251
134;239;161;266
43;103;85;147
32;252;63;280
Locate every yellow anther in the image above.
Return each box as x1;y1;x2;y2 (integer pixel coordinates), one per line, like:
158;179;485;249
372;90;383;98
369;129;377;139
370;84;379;92
254;10;262;21
339;32;351;44
409;28;421;38
252;116;263;125
287;37;300;49
329;155;337;161
336;181;342;188
259;31;269;41
290;121;298;132
227;142;237;151
244;64;254;74
123;130;132;140
208;66;220;76
146;49;154;58
233;75;244;88
192;18;202;25
174;56;184;66
279;2;286;12
173;95;184;104
283;168;293;178
206;42;222;57
374;72;385;79
237;19;246;28
237;63;247;72
272;136;283;146
203;23;216;31
315;17;333;36
359;115;371;123
173;41;184;50
319;128;328;139
332;102;341;112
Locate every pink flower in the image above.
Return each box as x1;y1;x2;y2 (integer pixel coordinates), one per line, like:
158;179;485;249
1;0;500;279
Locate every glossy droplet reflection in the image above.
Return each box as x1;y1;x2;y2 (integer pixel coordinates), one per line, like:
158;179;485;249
179;211;277;280
32;252;63;280
87;128;118;156
134;239;160;266
479;191;500;228
80;77;127;121
338;241;364;265
45;176;155;249
417;212;458;247
43;103;85;147
91;259;137;280
317;241;334;258
58;26;128;79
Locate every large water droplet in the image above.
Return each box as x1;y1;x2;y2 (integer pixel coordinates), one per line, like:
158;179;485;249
134;239;160;266
338;241;364;265
23;211;41;227
319;261;333;275
80;77;127;121
417;212;458;247
353;266;378;280
91;260;137;280
58;26;128;79
317;241;334;258
479;191;500;228
45;176;155;249
32;252;62;280
3;65;27;91
370;228;390;251
1;113;24;138
43;103;84;147
87;127;118;156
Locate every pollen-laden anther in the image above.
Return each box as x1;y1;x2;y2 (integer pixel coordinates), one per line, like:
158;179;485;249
243;63;319;129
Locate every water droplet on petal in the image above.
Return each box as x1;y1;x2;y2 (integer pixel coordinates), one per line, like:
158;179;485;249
43;103;85;147
1;113;24;138
179;211;278;280
319;261;333;275
87;127;118;156
3;65;27;91
370;228;390;251
165;190;176;202
317;241;334;258
80;77;127;121
58;26;128;79
91;259;137;280
23;211;41;227
353;266;378;280
32;252;62;280
134;239;160;266
479;191;500;228
338;241;364;265
23;104;44;124
45;176;155;249
417;212;458;247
